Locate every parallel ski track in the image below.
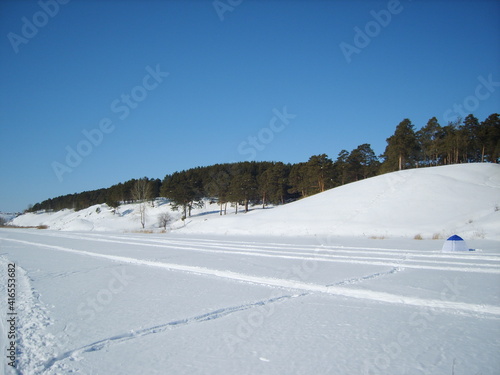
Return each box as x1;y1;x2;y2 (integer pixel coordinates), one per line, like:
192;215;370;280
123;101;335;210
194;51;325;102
9;231;500;274
3;237;500;317
26;230;500;261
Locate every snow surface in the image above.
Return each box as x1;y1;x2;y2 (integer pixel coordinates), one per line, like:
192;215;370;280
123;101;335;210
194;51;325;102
0;230;499;374
1;164;499;374
9;163;500;240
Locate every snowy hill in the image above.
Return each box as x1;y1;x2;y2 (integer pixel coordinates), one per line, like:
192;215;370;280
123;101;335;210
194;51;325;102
2;163;500;375
187;163;500;240
10;163;500;240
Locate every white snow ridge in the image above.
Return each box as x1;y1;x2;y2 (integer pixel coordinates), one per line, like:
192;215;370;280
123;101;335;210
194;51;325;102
1;163;499;374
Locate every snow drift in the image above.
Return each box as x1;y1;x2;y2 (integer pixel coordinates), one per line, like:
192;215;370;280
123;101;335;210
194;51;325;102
10;163;500;239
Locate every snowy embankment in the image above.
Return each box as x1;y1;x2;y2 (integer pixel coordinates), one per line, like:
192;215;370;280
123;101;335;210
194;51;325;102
10;163;500;240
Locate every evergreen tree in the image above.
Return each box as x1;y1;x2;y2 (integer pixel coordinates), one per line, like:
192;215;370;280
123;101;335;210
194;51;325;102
257;168;272;209
268;162;290;205
161;171;203;218
334;150;350;185
460;114;481;163
149;178;162;206
228;172;253;213
417;117;442;166
480;113;500;163
439;123;455;165
228;164;258;213
257;162;289;207
347;144;379;180
363;144;380;178
382;119;419;171
205;165;232;215
288;162;311;198
440;119;463;164
307;154;334;193
105;195;120;213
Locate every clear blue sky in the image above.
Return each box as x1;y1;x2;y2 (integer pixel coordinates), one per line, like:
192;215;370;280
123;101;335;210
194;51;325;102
1;0;499;212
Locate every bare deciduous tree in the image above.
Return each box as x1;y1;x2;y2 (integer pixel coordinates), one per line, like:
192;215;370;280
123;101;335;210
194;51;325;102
158;212;172;230
132;178;152;229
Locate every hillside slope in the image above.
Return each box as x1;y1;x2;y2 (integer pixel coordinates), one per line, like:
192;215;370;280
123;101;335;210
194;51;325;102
182;163;500;239
10;163;500;240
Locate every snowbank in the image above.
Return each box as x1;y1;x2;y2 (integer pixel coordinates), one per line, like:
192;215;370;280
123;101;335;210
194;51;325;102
9;163;500;240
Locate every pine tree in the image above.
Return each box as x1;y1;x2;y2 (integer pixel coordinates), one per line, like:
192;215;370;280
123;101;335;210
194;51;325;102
382;119;419;171
161;171;203;218
268;162;289;205
334;150;350;185
480;113;500;163
417;117;442;166
149;178;162;206
229;169;257;213
307;154;333;193
348;144;379;180
257;162;289;208
459;114;480;162
205;165;232;215
288;162;310;198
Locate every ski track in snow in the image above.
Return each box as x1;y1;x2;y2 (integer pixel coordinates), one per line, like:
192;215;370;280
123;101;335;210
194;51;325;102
3;237;500;319
8;230;500;274
22;229;500;259
326;266;403;287
43;266;403;371
41;263;401;371
41;294;300;372
2;231;500;372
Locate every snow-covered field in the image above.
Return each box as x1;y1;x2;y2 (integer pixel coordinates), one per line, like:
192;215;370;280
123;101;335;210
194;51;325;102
0;230;499;374
1;164;499;374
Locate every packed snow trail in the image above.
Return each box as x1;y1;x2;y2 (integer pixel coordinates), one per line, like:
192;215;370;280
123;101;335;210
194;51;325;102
3;238;500;317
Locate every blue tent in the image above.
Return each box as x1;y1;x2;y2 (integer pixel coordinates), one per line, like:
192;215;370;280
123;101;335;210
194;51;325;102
441;235;471;252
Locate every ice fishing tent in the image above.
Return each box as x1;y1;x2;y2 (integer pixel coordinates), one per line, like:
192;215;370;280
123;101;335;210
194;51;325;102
441;235;470;252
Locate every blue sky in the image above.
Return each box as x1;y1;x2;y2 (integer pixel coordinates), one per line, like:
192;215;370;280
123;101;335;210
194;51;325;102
1;0;499;212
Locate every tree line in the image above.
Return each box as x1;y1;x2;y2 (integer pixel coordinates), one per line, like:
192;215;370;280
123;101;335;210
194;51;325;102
29;113;499;215
382;113;499;171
